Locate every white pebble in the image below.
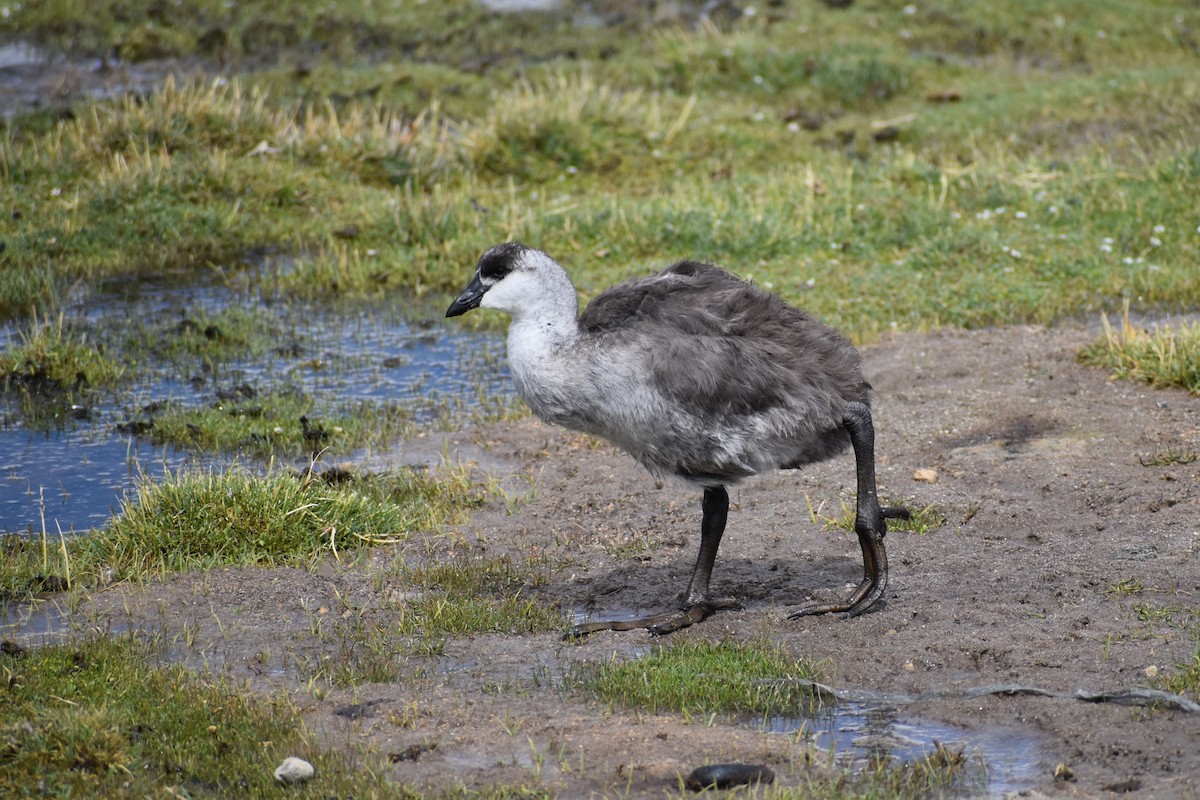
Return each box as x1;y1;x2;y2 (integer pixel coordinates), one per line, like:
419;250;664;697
275;756;315;784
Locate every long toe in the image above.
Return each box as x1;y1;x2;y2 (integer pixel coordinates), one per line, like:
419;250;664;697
566;598;741;639
647;605;708;636
648;598;741;635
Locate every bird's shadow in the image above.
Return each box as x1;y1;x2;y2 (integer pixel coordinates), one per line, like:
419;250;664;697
562;551;867;623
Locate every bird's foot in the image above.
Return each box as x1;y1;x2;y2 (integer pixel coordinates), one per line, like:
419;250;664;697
564;598;740;640
648;597;741;636
787;578;879;619
789;505;909;620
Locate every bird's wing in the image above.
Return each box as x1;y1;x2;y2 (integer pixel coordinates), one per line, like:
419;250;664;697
580;262;864;421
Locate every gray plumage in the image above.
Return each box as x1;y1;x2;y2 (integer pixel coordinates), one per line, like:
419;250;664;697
447;242;908;635
577;258;867;485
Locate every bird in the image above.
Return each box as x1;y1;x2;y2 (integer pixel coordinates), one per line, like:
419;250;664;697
447;242;909;636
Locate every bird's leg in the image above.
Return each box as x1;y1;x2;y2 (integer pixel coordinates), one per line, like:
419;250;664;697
565;486;739;638
648;485;740;634
790;402;910;619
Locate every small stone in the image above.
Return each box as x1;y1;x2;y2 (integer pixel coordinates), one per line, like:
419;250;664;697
274;756;315;784
903;660;916;671
913;468;938;483
1144;665;1159;678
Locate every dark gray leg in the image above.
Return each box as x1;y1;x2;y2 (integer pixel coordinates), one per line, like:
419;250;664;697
566;486;739;638
790;402;910;619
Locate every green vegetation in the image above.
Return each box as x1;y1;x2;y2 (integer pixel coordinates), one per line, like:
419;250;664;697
0;634;980;799
131;306;279;365
1;5;1198;793
1160;647;1200;701
1107;593;1200;702
576;638;822;717
141;393;411;457
3;0;1200;462
0;314;126;426
4;2;1200;338
0;635;337;798
574;638;977;795
0;635;553;799
0;464;485;598
810;496;946;535
1079;310;1200;395
393;553;562;637
288;551;563;690
1137;445;1197;467
764;745;973;800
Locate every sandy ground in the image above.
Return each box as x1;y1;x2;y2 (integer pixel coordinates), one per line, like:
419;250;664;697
6;324;1200;798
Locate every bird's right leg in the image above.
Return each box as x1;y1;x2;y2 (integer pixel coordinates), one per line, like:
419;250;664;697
565;486;739;638
790;401;909;619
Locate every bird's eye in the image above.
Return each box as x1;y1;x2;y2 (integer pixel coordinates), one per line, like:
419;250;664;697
477;242;525;282
478;256;509;282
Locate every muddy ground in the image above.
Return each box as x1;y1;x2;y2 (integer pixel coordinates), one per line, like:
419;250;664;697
8;324;1200;798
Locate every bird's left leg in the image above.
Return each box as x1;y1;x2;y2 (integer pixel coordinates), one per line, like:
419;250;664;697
790;401;909;619
565;486;739;638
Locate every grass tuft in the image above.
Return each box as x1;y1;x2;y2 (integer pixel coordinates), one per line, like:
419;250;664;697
0;465;482;594
0;314;125;411
815;497;946;535
1159;647;1200;701
1079;307;1200;395
575;638;821;717
393;553;563;637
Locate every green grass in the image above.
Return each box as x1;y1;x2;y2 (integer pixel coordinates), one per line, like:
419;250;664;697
575;638;822;717
139;391;412;458
261;550;561;691
0;635;335;798
811;496;946;535
761;747;973;800
1079;309;1200;395
4;2;1200;340
0;632;978;800
0;465;486;598
0;635;554;799
1160;647;1200;701
392;553;563;638
127;305;280;365
0;314;126;426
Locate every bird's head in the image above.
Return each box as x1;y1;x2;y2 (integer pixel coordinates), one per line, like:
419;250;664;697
446;242;576;320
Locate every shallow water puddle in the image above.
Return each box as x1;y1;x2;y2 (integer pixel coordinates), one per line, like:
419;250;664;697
0;598;75;640
1;265;512;534
765;703;1043;796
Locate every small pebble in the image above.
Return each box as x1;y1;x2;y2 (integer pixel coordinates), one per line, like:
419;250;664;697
913;468;938;483
274;756;315;784
1144;665;1159;678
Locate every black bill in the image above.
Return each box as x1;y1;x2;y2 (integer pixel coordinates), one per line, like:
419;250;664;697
446;273;486;317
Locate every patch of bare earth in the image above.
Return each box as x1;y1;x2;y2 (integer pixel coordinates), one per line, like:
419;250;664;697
15;325;1200;798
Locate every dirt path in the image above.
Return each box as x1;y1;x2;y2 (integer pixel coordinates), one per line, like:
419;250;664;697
14;324;1200;798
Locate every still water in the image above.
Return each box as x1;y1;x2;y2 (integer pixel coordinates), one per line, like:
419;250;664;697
0;266;512;535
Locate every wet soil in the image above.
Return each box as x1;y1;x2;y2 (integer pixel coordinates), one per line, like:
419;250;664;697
7;324;1200;798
